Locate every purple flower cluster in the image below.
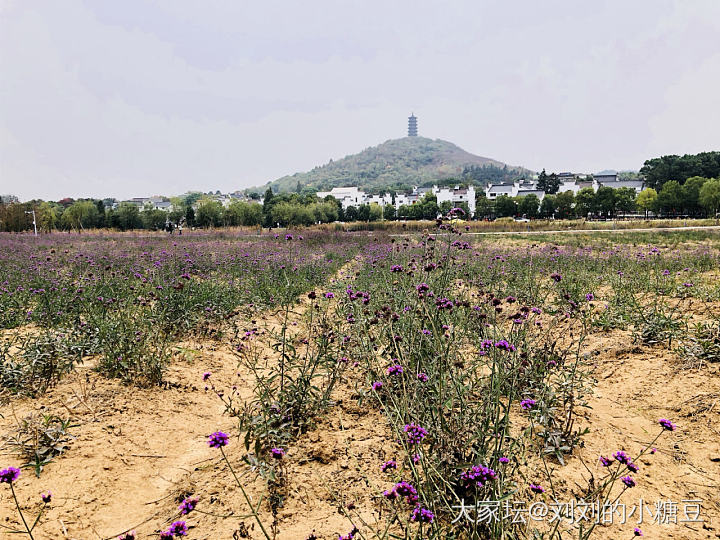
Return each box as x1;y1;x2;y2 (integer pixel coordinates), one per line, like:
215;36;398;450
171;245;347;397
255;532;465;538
613;450;630;464
460;465;497;489
384;481;419;504
621;476;636;488
494;339;516;352
161;521;187;538
659;418;677;431
338;526;359;540
381;460;397;472
520;399;536;410
529;484;545;494
178;496;198;515
403;423;428;444
0;467;20;484
387;363;404;376
270;447;286;459
372;381;383;391
390;265;403;272
207;431;229;448
410;505;434;523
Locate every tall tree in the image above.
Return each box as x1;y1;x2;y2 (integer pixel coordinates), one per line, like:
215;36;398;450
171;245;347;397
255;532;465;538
682;176;709;217
494;195;517;217
636;188;658;218
656;180;684;216
614;187;637;214
518;194;540;218
595;186;617;217
540;194;556;218
262;187;275;227
554;191;575;218
574;188;596;217
537;169;561;194
699;179;720;217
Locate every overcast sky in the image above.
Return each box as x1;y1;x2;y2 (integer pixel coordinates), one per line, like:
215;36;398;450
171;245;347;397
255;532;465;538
1;0;719;201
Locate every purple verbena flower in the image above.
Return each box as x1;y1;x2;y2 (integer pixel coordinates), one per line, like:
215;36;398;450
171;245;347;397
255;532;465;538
372;381;383;391
621;476;636;488
613;450;630;464
0;467;20;484
417;372;428;382
270;447;286;459
529;484;545;494
659;418;677;431
41;491;52;503
387;364;404;376
394;481;419;504
178;497;198;515
383;488;398;500
599;456;613;467
520;399;536;410
167;520;188;536
494;339;516;352
338;527;359;540
207;431;229;448
460;465;497;489
403;423;428;444
381;460;397;472
410;505;434;523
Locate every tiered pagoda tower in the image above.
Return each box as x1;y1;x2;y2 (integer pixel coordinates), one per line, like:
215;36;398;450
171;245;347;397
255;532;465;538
408;113;418;137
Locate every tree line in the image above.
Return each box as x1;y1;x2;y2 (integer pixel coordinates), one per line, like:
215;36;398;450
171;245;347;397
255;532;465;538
639;151;720;190
482;177;720;220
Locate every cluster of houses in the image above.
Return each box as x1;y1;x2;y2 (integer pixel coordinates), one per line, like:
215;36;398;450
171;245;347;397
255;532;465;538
484;172;644;201
317;172;644;217
317;185;478;215
108;171;644;219
116;191;248;211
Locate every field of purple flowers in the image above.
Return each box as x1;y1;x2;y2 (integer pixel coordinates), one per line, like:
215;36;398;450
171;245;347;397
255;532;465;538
1;225;719;539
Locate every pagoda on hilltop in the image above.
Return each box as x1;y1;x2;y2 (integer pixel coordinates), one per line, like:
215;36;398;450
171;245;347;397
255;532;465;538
408;113;418;137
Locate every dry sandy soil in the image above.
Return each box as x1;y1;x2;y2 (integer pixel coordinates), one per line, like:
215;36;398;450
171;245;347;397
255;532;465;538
1;294;719;539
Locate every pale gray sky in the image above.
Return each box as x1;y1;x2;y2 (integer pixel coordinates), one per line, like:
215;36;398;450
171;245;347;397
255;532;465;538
1;0;719;201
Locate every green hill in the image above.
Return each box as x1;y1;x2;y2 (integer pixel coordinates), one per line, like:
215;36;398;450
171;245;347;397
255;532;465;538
261;137;531;194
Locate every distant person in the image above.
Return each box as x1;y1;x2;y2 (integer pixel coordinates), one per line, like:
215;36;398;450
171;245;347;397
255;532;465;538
178;224;183;235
